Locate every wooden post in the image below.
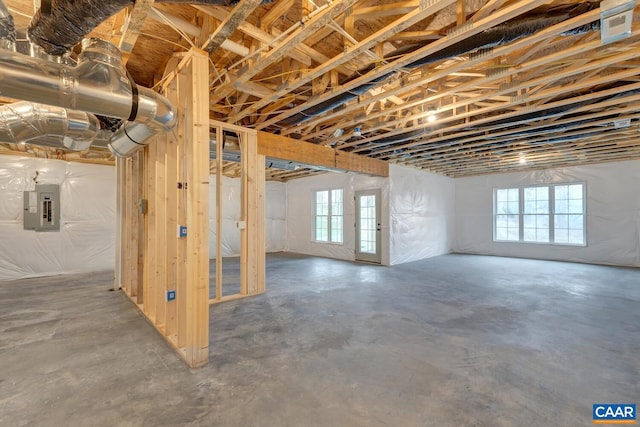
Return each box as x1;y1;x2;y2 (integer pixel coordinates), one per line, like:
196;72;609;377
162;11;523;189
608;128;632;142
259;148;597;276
181;49;210;367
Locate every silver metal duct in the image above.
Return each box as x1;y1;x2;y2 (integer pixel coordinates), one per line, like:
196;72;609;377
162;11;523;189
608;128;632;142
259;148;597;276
0;102;100;150
0;38;175;157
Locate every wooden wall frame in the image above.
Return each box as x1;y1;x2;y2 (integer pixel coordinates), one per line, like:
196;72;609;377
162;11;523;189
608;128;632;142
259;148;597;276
209;120;266;304
115;48;210;368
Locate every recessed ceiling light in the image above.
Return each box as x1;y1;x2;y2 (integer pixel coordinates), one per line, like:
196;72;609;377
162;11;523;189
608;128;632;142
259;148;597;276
519;154;527;165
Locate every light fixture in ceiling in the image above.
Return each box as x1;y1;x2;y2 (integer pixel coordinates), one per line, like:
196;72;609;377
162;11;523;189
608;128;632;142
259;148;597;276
519;153;527;165
426;107;437;123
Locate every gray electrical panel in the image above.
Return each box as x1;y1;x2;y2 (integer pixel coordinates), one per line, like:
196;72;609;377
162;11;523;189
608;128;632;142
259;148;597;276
23;184;60;232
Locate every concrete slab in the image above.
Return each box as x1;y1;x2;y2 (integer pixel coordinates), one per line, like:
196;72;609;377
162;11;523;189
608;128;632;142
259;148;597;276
0;253;638;426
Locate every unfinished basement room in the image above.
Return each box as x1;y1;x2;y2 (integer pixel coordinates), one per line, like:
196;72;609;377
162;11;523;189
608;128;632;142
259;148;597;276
1;0;639;425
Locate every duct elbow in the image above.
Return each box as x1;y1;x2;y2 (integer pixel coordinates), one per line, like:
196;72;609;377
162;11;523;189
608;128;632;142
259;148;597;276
137;87;176;131
0;102;99;150
108;88;176;157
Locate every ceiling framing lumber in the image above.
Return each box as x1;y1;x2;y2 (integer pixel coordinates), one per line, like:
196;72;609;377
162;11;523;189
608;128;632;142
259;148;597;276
119;0;156;63
210;0;357;104
4;0;640;179
201;0;263;52
234;0;458;124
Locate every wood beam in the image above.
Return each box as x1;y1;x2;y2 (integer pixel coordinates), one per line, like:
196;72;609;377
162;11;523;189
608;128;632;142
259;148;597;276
201;0;263;53
119;0;155;63
256;131;389;177
195;5;317;68
260;0;292;29
352;1;419;18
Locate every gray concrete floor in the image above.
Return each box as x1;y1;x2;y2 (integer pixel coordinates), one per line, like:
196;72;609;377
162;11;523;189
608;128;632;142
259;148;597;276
1;253;638;426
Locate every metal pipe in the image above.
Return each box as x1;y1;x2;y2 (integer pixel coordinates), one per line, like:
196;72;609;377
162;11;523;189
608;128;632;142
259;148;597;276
0;37;176;157
0;102;100;151
0;38;133;118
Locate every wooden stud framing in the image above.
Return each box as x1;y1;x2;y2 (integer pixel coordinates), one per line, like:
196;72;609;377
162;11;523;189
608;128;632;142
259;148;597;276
117;48;210;368
209;120;266;304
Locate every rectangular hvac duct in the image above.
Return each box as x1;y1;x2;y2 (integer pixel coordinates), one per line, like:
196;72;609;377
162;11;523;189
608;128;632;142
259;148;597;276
600;0;635;45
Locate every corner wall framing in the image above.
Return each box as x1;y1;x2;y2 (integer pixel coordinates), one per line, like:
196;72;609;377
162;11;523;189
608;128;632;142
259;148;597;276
115;48;210;368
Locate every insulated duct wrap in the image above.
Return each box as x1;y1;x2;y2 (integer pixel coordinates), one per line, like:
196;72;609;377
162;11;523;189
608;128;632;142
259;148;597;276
28;0;130;56
279;2;600;127
27;0;266;56
0;102;99;151
0;0;14;50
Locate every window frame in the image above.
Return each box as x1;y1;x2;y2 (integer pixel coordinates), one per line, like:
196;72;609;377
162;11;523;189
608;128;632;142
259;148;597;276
313;188;344;245
493;182;586;247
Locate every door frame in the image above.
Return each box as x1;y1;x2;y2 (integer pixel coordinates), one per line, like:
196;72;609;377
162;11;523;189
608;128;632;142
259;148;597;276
355;189;382;263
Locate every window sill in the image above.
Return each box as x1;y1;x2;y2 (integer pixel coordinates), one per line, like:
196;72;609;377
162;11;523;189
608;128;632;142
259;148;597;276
493;240;587;247
312;240;344;246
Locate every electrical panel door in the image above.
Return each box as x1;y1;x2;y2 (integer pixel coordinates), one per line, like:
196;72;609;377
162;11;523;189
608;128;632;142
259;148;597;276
23;184;60;232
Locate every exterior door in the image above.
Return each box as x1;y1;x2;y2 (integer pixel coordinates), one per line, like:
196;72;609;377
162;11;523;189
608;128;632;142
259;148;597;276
355;189;381;263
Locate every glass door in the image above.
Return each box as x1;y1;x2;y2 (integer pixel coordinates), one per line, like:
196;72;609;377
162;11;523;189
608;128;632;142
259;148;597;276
355;189;381;263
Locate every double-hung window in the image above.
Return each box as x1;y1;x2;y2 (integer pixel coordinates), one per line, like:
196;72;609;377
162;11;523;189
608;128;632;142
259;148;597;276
493;183;585;245
314;189;343;243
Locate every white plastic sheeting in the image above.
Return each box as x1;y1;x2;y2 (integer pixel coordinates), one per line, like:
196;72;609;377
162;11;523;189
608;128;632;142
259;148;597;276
0;155;116;280
455;159;640;267
389;164;455;265
285;171;390;264
209;176;286;258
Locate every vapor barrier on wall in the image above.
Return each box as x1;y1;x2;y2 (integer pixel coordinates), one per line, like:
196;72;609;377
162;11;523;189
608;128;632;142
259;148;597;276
0;155;116;280
455;159;640;267
389;164;455;265
208;176;286;258
285;171;390;265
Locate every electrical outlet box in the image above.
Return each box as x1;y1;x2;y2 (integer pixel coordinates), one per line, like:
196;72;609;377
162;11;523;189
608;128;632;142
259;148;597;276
236;220;246;230
24;184;60;232
177;225;187;238
167;290;176;301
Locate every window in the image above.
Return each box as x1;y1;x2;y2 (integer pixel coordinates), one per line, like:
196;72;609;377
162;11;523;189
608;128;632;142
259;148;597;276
494;183;585;246
523;186;549;243
494;188;520;241
314;189;343;243
554;184;585;245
